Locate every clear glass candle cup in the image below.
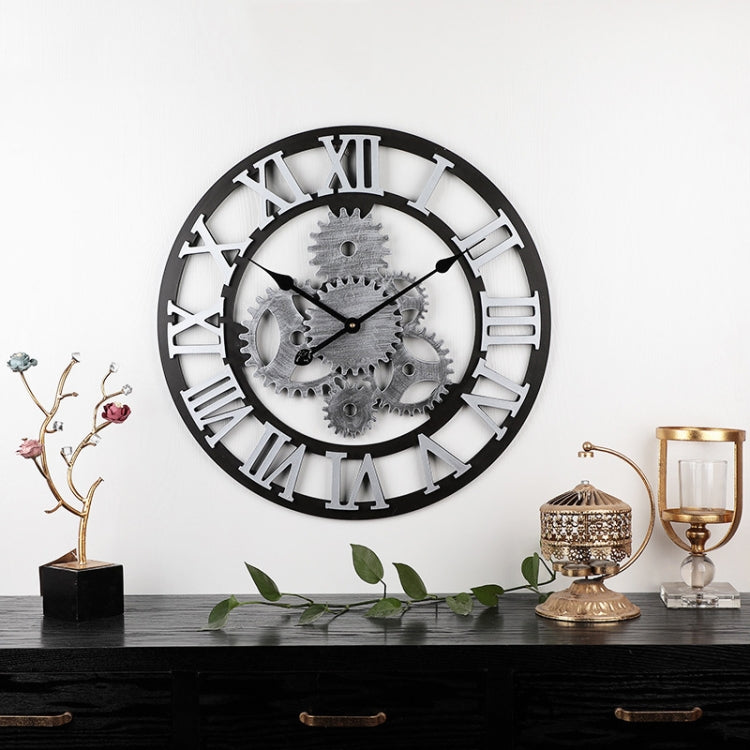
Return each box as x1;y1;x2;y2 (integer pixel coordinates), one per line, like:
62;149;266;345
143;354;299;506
678;459;728;510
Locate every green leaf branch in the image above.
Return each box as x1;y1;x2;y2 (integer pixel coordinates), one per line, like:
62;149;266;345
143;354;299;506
206;544;556;630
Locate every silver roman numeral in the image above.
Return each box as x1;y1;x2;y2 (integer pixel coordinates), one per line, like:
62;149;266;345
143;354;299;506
452;210;524;277
233;151;312;229
325;452;388;511
417;434;470;494
318;134;384;196
461;359;530;440
166;300;225;358
240;424;306;503
179;214;250;285
480;291;541;349
180;365;253;448
407;154;454;215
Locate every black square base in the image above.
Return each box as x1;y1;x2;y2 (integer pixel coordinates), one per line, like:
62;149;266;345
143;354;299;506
39;562;124;620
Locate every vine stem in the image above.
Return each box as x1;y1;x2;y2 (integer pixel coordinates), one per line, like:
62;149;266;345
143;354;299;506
502;556;557;595
234;600;311;610
327;598;383;620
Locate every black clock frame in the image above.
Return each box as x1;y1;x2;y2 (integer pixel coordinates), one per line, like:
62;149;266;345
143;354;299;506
158;126;551;519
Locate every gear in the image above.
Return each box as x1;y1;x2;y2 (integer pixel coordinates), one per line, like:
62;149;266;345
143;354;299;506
239;288;337;397
305;277;402;375
379;271;428;326
375;327;452;415
308;208;390;280
324;382;377;438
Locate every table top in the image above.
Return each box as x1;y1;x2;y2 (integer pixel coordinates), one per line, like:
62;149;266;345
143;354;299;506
0;593;746;652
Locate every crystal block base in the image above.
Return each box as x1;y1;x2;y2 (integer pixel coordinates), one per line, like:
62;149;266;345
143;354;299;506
660;581;740;609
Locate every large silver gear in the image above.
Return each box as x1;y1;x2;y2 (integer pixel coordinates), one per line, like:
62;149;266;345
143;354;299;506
323;382;377;438
375;327;452;415
308;207;390;280
239;288;337;397
305;277;402;375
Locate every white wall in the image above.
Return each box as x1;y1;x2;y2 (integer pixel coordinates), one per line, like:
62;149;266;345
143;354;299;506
2;0;749;598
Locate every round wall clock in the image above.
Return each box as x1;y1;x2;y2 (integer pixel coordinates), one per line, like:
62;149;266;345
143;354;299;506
158;126;550;519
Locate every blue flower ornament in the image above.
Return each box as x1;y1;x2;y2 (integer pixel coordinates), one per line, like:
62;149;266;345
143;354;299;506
7;352;38;372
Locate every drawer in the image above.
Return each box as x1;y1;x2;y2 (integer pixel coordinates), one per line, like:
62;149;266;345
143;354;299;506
199;670;487;749
0;672;172;749
514;671;750;749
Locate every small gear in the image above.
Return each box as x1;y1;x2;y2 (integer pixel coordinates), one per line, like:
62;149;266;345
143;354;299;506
239;288;337;397
379;271;428;326
308;207;390;280
323;382;377;437
305;277;402;375
376;327;452;415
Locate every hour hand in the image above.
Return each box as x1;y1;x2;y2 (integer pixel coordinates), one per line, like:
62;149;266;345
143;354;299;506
293;318;359;366
249;259;348;324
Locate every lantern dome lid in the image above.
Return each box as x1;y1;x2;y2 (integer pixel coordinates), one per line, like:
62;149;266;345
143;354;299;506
540;481;631;513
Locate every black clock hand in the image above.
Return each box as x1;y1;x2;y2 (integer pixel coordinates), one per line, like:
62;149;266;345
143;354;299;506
356;254;459;326
294;253;464;366
294;317;360;365
249;259;348;324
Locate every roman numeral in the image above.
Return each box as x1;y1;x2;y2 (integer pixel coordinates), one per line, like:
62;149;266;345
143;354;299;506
180;365;253;448
417;434;470;494
233;151;312;229
461;359;530;440
166;300;225;358
407;154;454;215
178;214;250;285
480;291;541;349
452;210;524;277
318;134;384;196
325;452;388;511
239;424;306;503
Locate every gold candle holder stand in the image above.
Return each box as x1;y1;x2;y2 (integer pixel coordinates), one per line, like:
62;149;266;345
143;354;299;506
657;426;745;609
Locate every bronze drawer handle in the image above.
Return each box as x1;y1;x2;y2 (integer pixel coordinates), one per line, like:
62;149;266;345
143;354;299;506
0;711;73;728
299;710;386;728
615;706;703;723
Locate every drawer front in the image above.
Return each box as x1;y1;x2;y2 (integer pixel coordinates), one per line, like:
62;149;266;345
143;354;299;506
0;672;172;749
514;671;750;749
199;670;487;750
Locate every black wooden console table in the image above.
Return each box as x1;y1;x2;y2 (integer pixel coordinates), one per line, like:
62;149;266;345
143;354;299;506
0;593;748;749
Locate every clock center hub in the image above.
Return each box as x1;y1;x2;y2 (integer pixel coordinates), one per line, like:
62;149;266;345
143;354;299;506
304;276;402;375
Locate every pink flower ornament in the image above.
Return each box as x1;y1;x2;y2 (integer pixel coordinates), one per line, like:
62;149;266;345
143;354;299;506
17;438;43;459
101;402;131;423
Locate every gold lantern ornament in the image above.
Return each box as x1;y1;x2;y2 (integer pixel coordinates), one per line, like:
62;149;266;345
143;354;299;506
536;442;655;622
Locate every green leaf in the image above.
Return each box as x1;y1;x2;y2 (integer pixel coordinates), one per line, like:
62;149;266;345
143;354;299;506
204;595;240;630
471;584;505;607
521;553;541;587
537;592;552;604
393;562;428;600
351;544;384;585
298;603;328;625
365;597;404;618
245;563;282;602
446;592;473;616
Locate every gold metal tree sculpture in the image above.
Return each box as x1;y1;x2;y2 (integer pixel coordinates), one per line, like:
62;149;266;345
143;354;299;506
8;351;132;566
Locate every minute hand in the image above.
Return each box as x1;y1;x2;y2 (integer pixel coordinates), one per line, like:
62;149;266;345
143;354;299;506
356;254;461;325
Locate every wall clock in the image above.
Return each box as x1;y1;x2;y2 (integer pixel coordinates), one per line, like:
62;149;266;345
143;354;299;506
158;126;550;519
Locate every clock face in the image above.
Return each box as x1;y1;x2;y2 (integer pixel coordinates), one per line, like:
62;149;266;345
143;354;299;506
158;126;550;519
